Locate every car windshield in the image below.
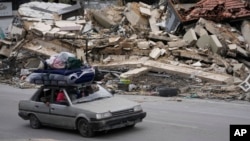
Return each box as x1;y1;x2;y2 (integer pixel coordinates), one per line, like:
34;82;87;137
71;84;112;104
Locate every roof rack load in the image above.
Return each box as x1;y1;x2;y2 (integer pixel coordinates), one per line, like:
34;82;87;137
26;66;95;86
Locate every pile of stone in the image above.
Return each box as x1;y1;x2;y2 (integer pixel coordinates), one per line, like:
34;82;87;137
0;0;250;101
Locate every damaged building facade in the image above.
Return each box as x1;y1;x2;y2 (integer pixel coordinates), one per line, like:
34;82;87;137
0;0;250;101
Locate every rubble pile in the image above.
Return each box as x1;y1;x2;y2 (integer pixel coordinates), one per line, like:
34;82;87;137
1;0;250;101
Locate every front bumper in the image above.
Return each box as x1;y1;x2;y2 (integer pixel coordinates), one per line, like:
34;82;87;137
90;112;146;131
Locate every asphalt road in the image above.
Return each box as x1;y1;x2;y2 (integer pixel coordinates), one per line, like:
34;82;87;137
0;84;250;141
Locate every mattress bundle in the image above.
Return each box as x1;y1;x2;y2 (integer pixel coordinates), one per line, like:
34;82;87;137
26;52;95;86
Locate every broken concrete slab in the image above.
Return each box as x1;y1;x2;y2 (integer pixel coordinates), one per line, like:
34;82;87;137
194;24;208;37
210;35;223;54
18;1;70;20
55;20;82;31
137;41;150;49
148;34;171;44
31;22;52;35
45;28;60;37
0;43;12;58
92;11;116;28
119;40;135;49
22;39;72;57
57;3;83;20
168;40;188;48
24;58;41;68
97;60;233;84
139;7;151;16
198;18;243;46
228;44;237;51
120;67;149;79
183;28;197;45
196;35;211;49
109;36;121;45
233;63;248;80
149;47;161;59
236;46;249;58
144;60;233;84
241;20;250;48
172;50;212;63
9;26;26;40
102;56;112;64
124;2;148;26
160;48;166;56
82;21;92;33
60;26;82;31
149;9;160;32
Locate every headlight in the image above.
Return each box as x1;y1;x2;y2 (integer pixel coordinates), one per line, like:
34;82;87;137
133;105;142;112
96;112;112;119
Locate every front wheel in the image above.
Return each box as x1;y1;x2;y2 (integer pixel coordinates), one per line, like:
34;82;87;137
29;114;41;129
127;123;135;128
77;118;94;137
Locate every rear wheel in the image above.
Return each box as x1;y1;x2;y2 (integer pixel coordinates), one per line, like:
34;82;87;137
77;118;94;137
29;114;41;129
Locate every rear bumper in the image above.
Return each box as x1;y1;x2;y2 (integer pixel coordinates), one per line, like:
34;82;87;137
90;112;146;131
18;111;29;120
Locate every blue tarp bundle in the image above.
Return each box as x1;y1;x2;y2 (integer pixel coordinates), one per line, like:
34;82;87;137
26;66;95;86
25;52;96;86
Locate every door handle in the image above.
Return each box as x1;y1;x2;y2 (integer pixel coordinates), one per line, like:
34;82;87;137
35;105;39;108
51;108;55;111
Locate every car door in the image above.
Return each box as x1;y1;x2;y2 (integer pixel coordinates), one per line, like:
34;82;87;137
48;89;76;129
30;87;51;124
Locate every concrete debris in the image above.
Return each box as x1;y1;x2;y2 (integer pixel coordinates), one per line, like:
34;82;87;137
124;3;149;26
183;28;197;45
137;41;150;49
120;67;149;79
194;24;208;37
149;47;161;59
92;11;116;28
210;35;223;54
168;40;188;48
1;0;250;101
241;20;250;48
196;35;211;49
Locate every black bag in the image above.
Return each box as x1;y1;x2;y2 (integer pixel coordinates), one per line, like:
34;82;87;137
66;57;82;69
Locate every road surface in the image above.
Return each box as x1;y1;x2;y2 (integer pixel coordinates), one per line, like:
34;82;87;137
0;84;250;141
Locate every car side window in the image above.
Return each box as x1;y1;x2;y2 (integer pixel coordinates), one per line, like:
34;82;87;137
36;88;52;103
66;88;78;101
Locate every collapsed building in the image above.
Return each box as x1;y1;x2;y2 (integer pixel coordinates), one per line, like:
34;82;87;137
0;0;250;101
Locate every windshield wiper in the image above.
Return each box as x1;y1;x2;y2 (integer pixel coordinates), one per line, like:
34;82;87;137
73;96;111;104
73;100;91;104
92;96;111;101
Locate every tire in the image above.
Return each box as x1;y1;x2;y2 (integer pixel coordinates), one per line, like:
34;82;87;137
157;87;179;97
29;114;41;129
127;124;135;128
77;118;94;137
